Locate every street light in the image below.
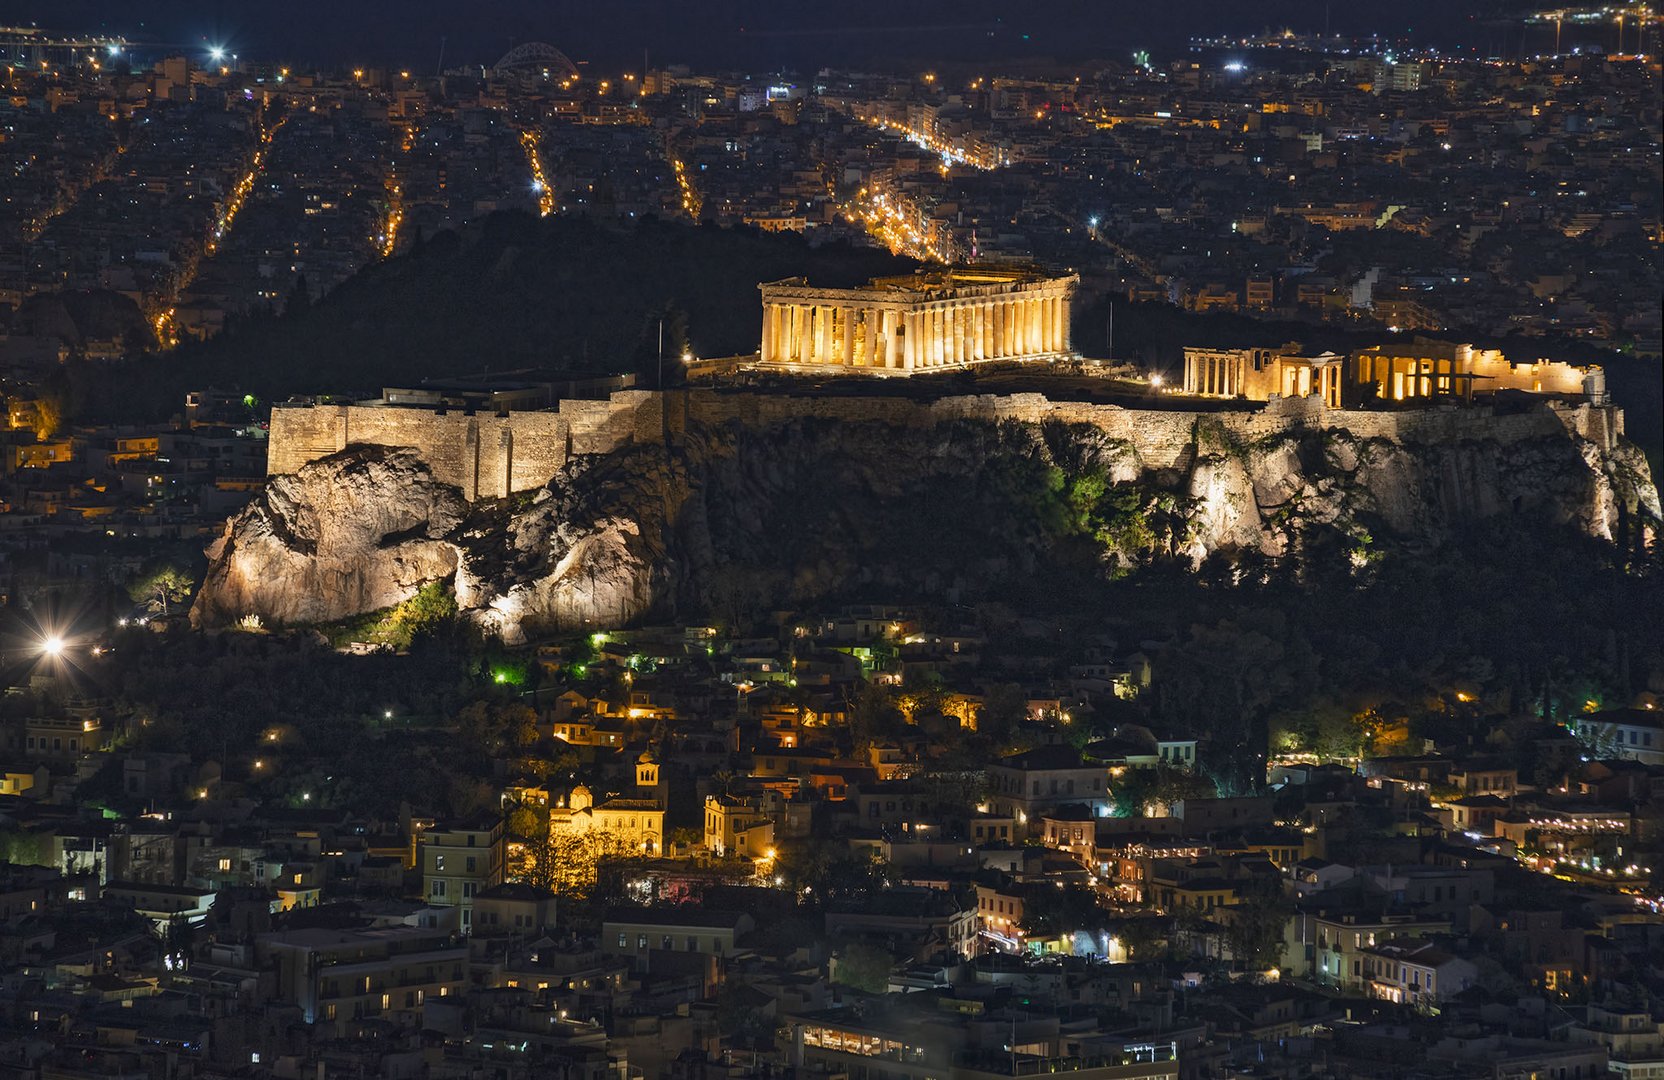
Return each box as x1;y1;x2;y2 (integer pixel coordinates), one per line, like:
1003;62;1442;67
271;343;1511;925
41;635;65;657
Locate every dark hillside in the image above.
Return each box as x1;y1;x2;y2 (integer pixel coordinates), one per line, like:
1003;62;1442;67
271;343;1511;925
50;213;914;423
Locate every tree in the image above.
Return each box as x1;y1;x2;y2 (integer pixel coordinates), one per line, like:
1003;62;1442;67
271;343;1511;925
847;680;904;751
979;683;1029;746
129;563;194;614
832;942;896;993
1224;885;1293;971
506;806;544;839
527;828;636;898
31;396;62;439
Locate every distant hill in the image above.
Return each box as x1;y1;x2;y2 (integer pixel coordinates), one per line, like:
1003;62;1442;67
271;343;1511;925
51;213;915;424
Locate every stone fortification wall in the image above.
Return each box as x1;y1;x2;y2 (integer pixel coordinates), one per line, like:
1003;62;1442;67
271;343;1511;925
268;389;1625;499
267;394;666;499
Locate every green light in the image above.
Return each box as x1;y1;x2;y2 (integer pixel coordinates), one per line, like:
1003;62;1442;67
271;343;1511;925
590;632;606;647
242;393;257;407
493;671;508;684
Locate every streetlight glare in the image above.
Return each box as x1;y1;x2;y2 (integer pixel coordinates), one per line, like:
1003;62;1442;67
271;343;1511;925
208;46;227;63
42;635;65;657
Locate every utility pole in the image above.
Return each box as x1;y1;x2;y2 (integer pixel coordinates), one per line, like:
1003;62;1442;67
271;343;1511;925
1107;300;1115;360
657;317;665;389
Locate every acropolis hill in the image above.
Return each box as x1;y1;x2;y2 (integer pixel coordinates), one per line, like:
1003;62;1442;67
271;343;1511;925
192;273;1660;639
195;386;1656;640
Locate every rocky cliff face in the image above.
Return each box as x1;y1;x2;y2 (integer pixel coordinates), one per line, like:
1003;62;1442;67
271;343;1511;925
193;409;1660;640
193;449;468;628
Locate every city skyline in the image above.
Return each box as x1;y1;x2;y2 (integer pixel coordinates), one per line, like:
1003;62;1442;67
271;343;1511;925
0;6;1658;1079
5;0;1631;71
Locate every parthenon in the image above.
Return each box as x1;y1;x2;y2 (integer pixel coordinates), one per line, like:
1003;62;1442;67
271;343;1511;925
757;267;1077;374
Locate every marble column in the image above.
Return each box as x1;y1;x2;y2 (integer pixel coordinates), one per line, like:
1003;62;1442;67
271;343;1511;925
823;306;836;365
973;303;986;361
903;311;918;369
841;306;855;367
761;304;775;362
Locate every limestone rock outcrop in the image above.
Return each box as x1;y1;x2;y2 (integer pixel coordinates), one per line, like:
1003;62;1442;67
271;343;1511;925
193;447;468;628
193;404;1660;640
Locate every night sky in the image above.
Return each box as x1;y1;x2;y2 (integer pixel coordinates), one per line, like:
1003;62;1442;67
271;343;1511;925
12;1;1526;72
